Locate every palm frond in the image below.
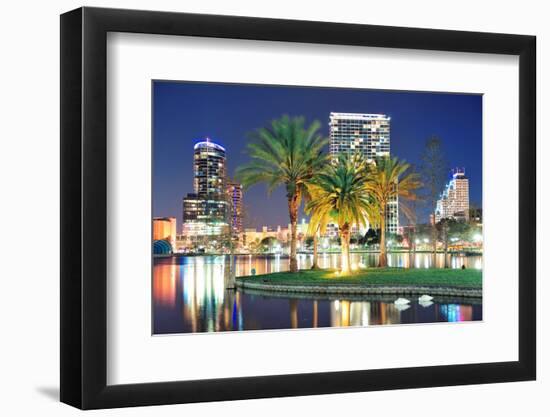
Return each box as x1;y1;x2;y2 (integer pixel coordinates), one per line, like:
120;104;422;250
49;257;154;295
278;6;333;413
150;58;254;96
305;153;375;232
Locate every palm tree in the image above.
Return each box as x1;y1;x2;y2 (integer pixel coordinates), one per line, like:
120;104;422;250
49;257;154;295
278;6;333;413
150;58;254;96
305;184;332;269
235;115;328;273
306;153;375;274
364;157;422;267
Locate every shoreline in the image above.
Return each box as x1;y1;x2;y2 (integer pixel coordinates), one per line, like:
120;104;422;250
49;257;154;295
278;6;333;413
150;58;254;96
235;268;482;298
155;250;483;259
235;280;482;298
237;286;483;303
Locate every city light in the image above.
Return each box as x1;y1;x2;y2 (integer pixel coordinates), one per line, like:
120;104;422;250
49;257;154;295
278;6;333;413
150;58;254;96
152;94;483;335
193;139;226;152
435;168;469;223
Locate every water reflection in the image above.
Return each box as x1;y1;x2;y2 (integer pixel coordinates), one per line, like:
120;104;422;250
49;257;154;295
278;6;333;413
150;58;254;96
152;261;176;307
232;252;481;274
153;253;482;334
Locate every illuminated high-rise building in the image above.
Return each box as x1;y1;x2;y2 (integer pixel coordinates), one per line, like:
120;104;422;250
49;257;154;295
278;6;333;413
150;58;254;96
435;169;470;222
192;139;227;198
182;139;229;241
329;112;390;161
329;112;398;234
226;180;243;235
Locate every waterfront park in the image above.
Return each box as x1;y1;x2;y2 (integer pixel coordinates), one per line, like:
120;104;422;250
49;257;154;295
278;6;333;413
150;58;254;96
153;90;483;332
231;115;482;299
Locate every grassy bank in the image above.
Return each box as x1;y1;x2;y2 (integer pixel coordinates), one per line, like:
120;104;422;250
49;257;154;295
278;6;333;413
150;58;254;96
237;268;482;289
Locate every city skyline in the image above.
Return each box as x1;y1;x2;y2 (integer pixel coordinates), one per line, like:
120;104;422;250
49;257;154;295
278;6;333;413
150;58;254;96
153;81;482;228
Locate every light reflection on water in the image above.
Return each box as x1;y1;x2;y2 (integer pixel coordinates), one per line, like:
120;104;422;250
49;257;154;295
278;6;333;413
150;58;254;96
153;253;482;334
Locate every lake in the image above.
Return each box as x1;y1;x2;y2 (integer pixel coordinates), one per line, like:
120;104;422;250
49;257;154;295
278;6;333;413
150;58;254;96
153;253;482;334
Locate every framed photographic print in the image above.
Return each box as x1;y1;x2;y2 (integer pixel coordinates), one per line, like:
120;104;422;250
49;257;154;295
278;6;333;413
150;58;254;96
60;6;536;409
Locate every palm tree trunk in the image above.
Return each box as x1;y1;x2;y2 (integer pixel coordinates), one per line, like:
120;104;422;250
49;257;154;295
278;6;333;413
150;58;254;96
379;204;387;267
340;223;351;274
312;231;319;269
288;195;299;273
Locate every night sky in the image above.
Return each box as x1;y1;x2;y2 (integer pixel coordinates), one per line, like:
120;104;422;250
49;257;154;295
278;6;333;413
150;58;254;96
153;81;482;229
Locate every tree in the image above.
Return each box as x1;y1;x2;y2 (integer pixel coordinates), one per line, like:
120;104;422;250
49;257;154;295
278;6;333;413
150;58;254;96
236;115;328;272
248;238;262;254
260;236;279;252
403;162;422;253
402;226;416;253
469;203;482;224
306;153;375;274
386;233;404;244
420;136;447;255
436;218;451;267
305;183;333;269
437;218;472;266
304;236;315;249
364;228;379;247
364;157;421;267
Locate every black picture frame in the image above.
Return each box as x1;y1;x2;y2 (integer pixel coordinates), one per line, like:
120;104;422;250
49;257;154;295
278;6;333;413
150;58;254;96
60;6;536;410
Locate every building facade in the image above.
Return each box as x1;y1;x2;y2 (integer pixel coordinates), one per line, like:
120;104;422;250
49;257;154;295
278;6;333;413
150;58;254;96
182;139;230;244
328;112;398;234
153;217;177;253
435;169;470;222
193;139;227;199
329;112;390;161
226;179;243;236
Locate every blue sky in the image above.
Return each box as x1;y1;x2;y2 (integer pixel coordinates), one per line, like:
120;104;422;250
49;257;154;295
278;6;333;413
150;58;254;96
153;81;482;228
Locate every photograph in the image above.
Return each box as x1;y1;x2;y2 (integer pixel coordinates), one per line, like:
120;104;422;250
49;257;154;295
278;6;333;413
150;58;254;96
152;81;483;334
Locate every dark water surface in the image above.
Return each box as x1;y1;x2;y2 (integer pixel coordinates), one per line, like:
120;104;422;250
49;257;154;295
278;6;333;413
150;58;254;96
153;253;482;334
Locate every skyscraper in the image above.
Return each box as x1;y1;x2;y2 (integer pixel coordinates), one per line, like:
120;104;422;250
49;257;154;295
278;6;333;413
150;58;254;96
226;179;243;235
435;169;470;222
329;112;390;161
193;139;227;198
182;139;229;240
329;112;398;234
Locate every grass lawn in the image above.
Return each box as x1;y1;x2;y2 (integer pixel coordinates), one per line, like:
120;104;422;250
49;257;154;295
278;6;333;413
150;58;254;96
237;268;482;289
